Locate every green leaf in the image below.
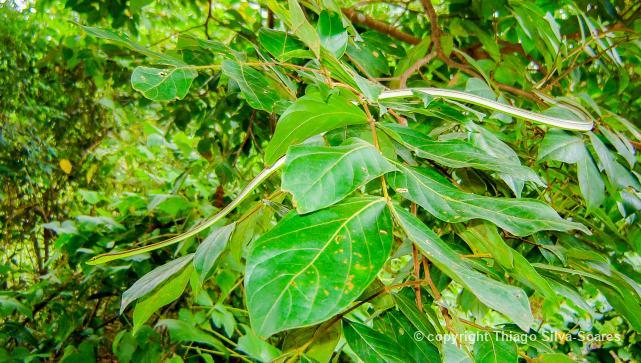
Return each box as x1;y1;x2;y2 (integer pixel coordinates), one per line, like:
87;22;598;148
155;319;225;350
222;60;282;113
393;293;441;336
194;223;235;283
458;222;556;301
537;130;584;164
131;66;197;102
133;262;193;333
599;126;635;168
577;149;605;209
282;322;341;363
384;124;543;185
443;339;473;363
258;29;307;60
245;197;392;337
288;0;320;58
121;254;194;313
317;11;348;58
458;221;514;269
467;122;523;196
237;330;282;362
264;92;368;165
393;206;534;331
533;353;576;363
537;130;604;208
375;310;440;362
473;332;518;363
343;321;413;363
589;132;641;190
81;25;181;65
388;165;589;236
281;138;396;213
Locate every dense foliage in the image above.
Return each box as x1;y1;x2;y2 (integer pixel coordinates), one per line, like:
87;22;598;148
2;0;641;361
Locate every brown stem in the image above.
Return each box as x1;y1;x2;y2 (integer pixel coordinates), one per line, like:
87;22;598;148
399;51;437;88
341;7;421;45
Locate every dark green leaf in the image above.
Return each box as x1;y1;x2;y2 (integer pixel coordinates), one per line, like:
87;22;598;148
343;321;413;363
282;138;396;213
385;124;543;185
222;60;282;112
388;165;589;236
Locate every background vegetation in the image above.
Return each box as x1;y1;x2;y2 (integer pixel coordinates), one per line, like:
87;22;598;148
1;0;641;361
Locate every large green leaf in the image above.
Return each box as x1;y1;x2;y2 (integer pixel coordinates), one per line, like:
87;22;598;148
343;321;413;363
132;262;193;333
264;92;368;165
393;206;534;330
388;165;589;236
121;254;193;313
221;60;282;112
131;66;197;102
193;223;235;283
281;138;396;214
245;197;392;337
317;10;348;58
384;124;543;185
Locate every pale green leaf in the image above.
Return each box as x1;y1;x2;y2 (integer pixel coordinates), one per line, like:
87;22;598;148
599;126;635;168
537;130;584;163
245;197;392;336
131;66;197;102
121;254;193;313
288;0;320;57
467;122;523;196
375;310;440;362
457;221;514;269
237;330;282;362
281;138;396;213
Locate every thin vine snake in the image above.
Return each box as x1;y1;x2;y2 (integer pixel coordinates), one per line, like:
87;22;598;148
87;88;592;265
